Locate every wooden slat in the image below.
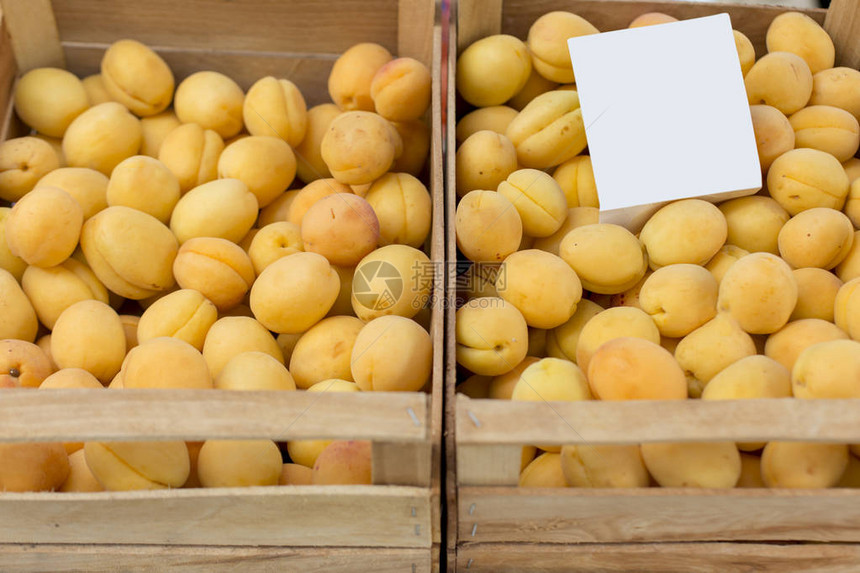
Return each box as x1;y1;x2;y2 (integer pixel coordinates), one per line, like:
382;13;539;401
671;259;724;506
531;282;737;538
0;544;432;573
51;0;399;56
373;441;433;487
457;396;860;446
0;486;431;548
398;0;436;68
0;0;64;71
0;390;429;443
456;0;503;51
825;0;860;70
456;444;520;486
0;10;17;143
458;487;860;544
444;11;461;570
497;0;825;57
424;20;446;545
457;542;860;572
63;44;336;102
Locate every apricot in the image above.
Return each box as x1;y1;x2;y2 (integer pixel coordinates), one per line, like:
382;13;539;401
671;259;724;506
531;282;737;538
0;136;60;201
370;57;431;121
295;103;340;182
497;168;568;237
0;339;53;388
248;222;303;274
5;186;82;268
511;357;591;401
552;156;599;209
745;52;812;115
106;155;180;223
761;441;848;488
629;12;678;28
792;339;860;398
497;249;582;329
321;111;397;185
766;12;834;74
14;67;89;136
456;297;528;376
505;90;587;168
765;318;848;372
455;131;517;197
51;301;125;383
280;463;313;486
768;148;850;215
546;299;603;363
749;105;795;173
350;244;430;321
639;264;718;338
719;195;789;255
202;316;283;378
701;355;792;400
39;368;103;390
528;12;598;83
834;277;860;339
174;71;244;138
251;252;339;333
778;207;854;269
718;252;797;334
301;194;380;266
508;68;558;111
641;442;741;488
455;190;523;263
328;43;392;111
456;106;519;145
82;205;177;298
533;207;599;256
63;102;142;175
560;445;650;487
215;351;296;391
790;105;860;162
136;289;218;350
158;123;224;192
351;315;432;392
242;76;307;146
810;67;860;121
120;337;211;390
60;449;104;492
312;440;372;485
674;313;757;393
792;267;843;322
365;173;431;248
139;110;181;158
705;245;750;286
290;316;363;389
22;258;109;329
0;443;69;492
836;231;860;281
640;199;727;269
173;237;255;312
575;307;660;373
588;337;686;400
85;441;190;491
81;74;111;105
0;208;26;281
560;224;647;294
457;35;531;107
217;136;296;208
519;452;567;488
170;178;258;244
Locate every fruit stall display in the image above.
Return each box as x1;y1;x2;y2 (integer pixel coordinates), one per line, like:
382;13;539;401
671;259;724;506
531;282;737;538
446;0;860;571
0;0;443;571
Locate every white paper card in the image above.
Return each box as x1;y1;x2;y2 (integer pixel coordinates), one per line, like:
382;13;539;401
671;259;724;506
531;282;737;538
568;14;761;231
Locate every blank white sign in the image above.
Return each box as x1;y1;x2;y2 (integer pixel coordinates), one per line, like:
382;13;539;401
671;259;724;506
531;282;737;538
569;14;761;230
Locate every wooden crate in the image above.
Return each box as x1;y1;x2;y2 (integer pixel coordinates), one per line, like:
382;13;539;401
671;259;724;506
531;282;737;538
0;1;444;571
445;1;860;571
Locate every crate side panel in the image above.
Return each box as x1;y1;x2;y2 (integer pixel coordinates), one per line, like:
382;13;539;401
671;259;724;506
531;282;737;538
457;542;860;572
0;486;432;547
458;487;860;544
